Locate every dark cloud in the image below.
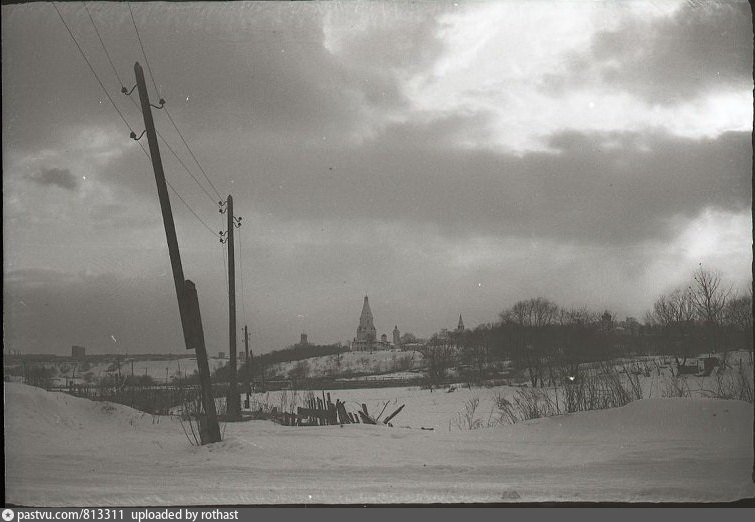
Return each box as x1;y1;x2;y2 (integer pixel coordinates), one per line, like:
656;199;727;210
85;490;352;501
26;167;79;191
563;1;752;104
3;269;184;354
223;123;751;246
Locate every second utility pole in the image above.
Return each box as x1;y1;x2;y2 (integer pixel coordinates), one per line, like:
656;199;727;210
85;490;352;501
244;324;250;384
225;195;241;420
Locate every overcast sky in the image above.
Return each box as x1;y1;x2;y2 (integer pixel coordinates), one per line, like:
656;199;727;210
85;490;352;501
3;0;752;356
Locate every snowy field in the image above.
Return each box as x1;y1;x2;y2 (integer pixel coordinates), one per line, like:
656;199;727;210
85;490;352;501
267;350;424;379
5;382;753;505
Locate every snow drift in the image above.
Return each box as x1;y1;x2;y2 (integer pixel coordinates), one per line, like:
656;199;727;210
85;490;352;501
4;383;753;505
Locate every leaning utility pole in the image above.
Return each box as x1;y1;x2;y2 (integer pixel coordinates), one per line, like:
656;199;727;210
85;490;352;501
244;325;251;386
223;195;241;420
133;61;220;444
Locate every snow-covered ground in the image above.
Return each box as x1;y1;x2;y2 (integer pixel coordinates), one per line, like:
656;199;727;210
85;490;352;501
267;350;424;379
5;382;753;505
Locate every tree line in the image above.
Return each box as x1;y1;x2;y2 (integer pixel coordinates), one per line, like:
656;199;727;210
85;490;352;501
421;266;752;386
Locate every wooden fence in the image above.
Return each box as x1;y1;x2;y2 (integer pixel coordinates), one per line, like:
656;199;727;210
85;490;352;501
266;391;405;428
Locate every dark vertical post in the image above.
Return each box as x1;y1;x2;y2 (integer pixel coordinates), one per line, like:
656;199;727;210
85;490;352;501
226;195;240;420
244;325;250;371
134;61;220;443
244;324;251;389
184;280;220;441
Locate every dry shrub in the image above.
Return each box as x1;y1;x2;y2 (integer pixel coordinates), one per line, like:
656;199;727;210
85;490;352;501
176;393;226;446
449;397;482;431
495;364;646;425
494;388;559;424
249;392;275;415
176;395;204;446
702;365;754;403
662;373;692;398
449;396;500;431
561;364;642;413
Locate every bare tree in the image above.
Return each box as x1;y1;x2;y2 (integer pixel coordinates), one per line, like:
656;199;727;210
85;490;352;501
504;297;559;327
502;298;560;387
688;267;733;353
723;286;753;351
648;287;697;363
724;286;753;331
689;266;731;325
422;335;456;386
649;288;694;326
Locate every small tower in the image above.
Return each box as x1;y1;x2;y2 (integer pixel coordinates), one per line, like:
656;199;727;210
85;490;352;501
300;333;308;346
457;314;465;332
393;325;401;347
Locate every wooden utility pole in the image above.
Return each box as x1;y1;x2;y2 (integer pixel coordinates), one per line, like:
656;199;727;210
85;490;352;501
244;325;251;388
243;325;251;407
244;325;249;364
225;195;241;420
134;61;220;443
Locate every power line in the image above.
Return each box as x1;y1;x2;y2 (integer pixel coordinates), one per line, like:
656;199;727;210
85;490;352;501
127;1;224;201
123;95;218;207
238;225;248;323
221;240;230;300
81;4;220;209
52;1;134;133
127;1;160;98
83;2;124;88
54;1;220;242
167;180;221;239
135;140;219;240
163;107;223;201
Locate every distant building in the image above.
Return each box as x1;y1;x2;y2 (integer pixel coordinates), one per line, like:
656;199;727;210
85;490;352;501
300;333;309;346
218;351;226;359
457;315;465;332
351;295;393;351
71;345;86;359
393;325;401;347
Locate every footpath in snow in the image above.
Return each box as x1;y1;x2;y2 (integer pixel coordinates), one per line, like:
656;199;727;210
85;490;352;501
4;382;753;505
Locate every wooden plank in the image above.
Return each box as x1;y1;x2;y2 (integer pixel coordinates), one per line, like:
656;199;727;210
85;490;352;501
358;410;376;424
383;404;405;424
336;400;349;424
316;398;323;425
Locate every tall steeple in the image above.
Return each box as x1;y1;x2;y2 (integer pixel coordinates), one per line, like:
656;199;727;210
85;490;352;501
457;314;465;332
356;295;377;343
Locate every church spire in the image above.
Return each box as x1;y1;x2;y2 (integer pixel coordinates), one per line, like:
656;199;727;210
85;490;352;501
356;295;376;343
458;314;465;331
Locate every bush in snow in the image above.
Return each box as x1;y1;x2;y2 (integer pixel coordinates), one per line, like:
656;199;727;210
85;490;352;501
449;396;500;431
